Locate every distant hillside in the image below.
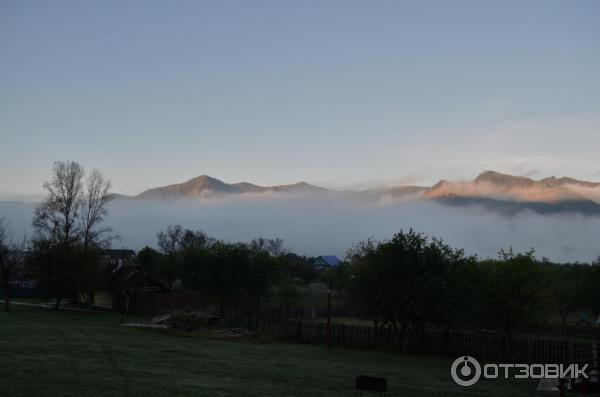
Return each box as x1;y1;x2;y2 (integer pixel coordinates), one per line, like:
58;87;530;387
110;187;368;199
424;170;600;216
114;170;600;216
135;175;328;200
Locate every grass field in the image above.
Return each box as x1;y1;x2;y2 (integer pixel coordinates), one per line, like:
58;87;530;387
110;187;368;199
0;306;545;397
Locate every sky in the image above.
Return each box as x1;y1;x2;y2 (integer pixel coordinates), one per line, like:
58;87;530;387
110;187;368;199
1;0;599;199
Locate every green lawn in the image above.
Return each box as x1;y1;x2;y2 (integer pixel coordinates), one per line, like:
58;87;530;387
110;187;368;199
0;306;545;396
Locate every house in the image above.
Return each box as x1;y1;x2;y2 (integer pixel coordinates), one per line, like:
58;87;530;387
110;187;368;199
314;255;342;268
111;265;172;313
105;249;135;271
92;249;136;306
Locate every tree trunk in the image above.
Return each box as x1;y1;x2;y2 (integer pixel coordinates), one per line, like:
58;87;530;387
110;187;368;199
87;288;94;309
219;292;225;317
3;285;10;312
55;297;61;310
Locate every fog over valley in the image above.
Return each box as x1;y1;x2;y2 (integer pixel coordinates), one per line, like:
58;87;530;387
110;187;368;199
2;194;600;263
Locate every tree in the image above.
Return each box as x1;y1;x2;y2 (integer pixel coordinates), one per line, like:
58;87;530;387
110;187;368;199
155;225;217;291
178;236;283;315
546;263;587;328
29;238;77;309
181;229;213;250
477;249;546;348
31;161;113;309
137;246;163;279
321;261;352;298
279;253;318;285
250;238;286;257
81;169;113;249
79;169;113;304
157;225;185;255
582;258;600;315
246;249;280;310
156;225;185;291
348;230;473;331
0;219;26;311
33;161;84;246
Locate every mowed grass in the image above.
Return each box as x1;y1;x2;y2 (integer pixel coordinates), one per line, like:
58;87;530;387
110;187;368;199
0;306;544;397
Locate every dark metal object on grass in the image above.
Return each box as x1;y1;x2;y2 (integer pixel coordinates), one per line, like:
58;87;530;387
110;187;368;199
356;375;387;395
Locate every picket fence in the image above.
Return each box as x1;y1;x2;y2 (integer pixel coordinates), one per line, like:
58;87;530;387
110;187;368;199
245;318;596;364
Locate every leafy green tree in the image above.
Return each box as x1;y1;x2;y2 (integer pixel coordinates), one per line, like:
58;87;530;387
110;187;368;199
585;258;600;315
279;253;318;285
546;263;587;328
348;230;473;330
477;249;546;344
321;261;352;298
276;279;304;310
246;250;279;310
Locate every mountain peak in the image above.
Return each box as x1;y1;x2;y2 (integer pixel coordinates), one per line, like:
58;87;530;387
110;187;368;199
474;170;535;188
136;174;234;199
188;174;212;181
268;181;327;193
135;175;328;199
540;176;600;188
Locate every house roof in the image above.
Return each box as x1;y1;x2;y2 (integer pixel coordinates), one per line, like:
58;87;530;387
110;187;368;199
105;249;135;260
316;255;341;266
114;268;169;292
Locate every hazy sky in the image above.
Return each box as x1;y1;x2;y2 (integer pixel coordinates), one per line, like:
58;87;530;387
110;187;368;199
1;0;599;199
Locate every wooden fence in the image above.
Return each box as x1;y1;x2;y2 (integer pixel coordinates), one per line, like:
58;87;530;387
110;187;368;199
563;325;600;339
238;308;600;340
248;318;596;364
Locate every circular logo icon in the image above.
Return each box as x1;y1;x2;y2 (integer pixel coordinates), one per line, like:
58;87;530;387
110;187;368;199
451;356;481;387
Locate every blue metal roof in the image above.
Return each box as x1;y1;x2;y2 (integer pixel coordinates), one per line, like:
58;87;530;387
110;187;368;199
317;255;341;266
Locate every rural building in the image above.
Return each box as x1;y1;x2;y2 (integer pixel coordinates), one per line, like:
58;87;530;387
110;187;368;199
313;255;341;268
93;249;136;307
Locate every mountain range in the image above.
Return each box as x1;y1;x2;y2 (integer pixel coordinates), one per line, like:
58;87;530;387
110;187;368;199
133;175;327;200
117;171;600;216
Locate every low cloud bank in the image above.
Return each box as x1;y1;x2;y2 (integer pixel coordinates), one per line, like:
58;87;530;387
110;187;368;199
2;195;600;263
426;181;600;203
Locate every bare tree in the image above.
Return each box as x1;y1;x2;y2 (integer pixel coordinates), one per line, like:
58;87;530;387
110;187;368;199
0;219;9;310
157;225;185;291
79;169;113;304
268;238;285;257
31;161;114;308
0;218;7;254
81;168;113;249
157;225;185;255
180;229;213;250
0;219;26;311
250;237;286;257
33;161;84;245
32;161;84;309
